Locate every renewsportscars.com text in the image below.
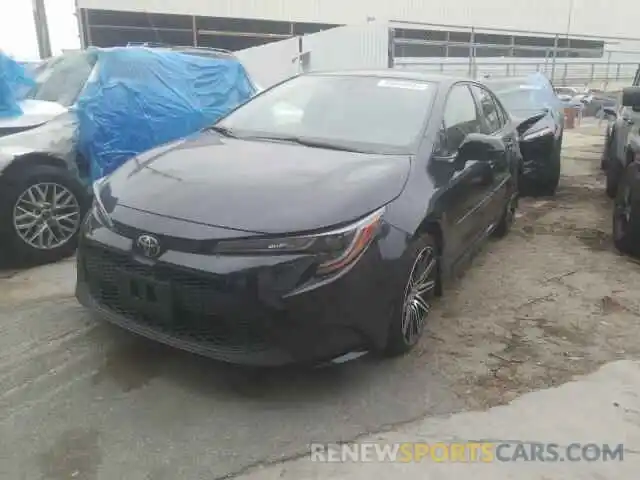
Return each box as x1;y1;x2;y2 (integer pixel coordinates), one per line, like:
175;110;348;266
310;442;624;463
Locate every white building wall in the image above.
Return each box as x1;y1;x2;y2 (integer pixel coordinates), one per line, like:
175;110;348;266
234;37;301;89
78;0;640;39
300;24;390;72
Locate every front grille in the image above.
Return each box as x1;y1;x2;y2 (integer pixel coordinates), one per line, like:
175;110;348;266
83;245;273;353
112;221;211;254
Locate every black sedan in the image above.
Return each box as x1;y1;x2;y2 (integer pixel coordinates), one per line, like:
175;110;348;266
76;71;523;366
612;86;640;257
487;78;564;196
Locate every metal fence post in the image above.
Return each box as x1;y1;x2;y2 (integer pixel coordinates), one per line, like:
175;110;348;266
543;49;549;74
469;27;475;77
550;35;558;84
388;27;395;69
192;16;198;47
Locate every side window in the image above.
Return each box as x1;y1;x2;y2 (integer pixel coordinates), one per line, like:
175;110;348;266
471;85;504;133
439;84;481;155
495;98;509;125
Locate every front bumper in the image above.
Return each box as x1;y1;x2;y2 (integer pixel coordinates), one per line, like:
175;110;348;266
76;220;408;366
520;134;558;183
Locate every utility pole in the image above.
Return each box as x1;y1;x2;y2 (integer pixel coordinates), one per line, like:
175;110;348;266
32;0;52;59
566;0;575;39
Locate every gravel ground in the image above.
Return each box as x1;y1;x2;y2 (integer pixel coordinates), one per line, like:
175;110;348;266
1;121;639;479
422;121;640;410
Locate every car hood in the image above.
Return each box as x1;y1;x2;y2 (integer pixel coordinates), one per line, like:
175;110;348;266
106;132;411;234
0;100;67;134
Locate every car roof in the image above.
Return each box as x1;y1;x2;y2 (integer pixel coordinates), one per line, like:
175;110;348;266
307;69;477;87
484;77;531;85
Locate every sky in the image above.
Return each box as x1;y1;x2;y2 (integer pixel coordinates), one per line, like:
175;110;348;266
0;0;80;61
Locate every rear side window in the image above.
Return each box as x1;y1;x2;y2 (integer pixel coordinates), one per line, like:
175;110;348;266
471;85;504;133
439;84;482;155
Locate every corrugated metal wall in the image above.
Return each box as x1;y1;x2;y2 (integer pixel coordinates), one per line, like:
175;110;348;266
235;37;301;88
301;24;390;72
78;0;640;40
234;24;390;89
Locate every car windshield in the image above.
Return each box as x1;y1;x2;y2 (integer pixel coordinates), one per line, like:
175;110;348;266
215;74;436;154
24;51;96;107
490;82;553;113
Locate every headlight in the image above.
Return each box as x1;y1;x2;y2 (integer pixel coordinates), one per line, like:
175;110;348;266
522;126;554;141
213;207;386;276
90;177;113;228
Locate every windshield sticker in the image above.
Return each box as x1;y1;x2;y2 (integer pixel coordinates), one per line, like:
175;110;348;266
377;79;429;90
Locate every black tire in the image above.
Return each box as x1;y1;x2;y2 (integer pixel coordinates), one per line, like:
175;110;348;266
601;133;611;171
613;164;640;257
492;193;516;238
606;156;622;199
385;234;439;357
0;165;90;266
532;137;562;196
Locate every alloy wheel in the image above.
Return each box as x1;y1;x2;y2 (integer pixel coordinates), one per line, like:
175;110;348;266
401;246;437;346
12;182;81;250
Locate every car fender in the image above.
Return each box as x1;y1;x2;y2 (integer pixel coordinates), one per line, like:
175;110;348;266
0;146;38;175
0;149;75;182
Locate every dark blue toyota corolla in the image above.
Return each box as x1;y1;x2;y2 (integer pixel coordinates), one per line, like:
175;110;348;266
76;71;525;366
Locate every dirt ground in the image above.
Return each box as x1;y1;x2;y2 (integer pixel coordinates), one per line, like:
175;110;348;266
2;120;639;479
422;119;640;410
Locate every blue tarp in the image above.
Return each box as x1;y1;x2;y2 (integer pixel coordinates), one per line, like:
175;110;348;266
0;53;35;117
76;47;256;180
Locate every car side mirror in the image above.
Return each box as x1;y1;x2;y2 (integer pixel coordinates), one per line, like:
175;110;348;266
622;86;640;109
457;133;506;164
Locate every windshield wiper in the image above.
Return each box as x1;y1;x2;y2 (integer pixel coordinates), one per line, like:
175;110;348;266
245;135;370;153
206;125;237;138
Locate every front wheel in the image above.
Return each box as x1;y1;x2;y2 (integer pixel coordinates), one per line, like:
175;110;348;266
0;165;89;265
613;164;640;257
492;193;517;238
385;235;439;356
601;131;612;171
534;137;562;196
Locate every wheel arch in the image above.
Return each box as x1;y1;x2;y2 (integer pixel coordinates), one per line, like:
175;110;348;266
414;215;444;296
415;216;443;254
1;152;70;182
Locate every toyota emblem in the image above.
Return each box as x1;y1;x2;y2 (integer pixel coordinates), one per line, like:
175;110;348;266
136;234;162;258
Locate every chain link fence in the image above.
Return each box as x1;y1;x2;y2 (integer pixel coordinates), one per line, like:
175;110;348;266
390;21;640;90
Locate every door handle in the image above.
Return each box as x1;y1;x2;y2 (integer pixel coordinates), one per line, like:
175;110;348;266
623;117;634;125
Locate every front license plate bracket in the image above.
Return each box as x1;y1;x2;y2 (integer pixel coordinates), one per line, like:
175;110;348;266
117;270;173;323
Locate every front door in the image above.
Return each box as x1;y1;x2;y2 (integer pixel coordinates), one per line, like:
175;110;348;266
470;84;515;227
435;83;495;261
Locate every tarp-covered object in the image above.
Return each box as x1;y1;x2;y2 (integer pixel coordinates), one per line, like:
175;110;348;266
76;47;256;180
0;52;36;118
